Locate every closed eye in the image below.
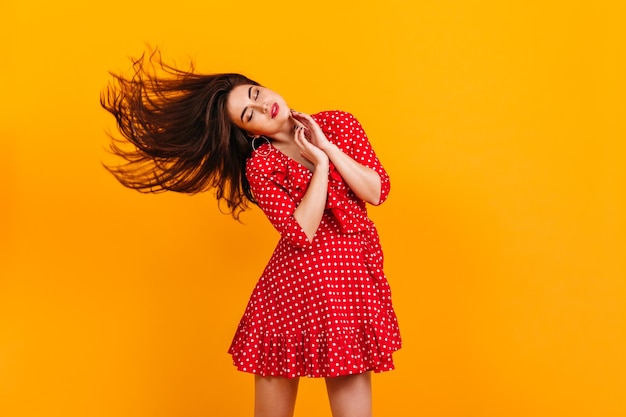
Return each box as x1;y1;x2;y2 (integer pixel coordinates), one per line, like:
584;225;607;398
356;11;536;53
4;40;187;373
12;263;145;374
247;88;260;121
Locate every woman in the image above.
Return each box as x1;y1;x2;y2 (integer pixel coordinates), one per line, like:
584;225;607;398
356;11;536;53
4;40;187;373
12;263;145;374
101;50;401;417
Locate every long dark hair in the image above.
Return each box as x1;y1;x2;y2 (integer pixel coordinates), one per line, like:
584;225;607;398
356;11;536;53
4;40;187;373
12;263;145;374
100;49;259;219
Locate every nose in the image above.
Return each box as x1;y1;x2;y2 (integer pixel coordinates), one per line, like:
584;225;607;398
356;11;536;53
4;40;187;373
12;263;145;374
251;101;268;113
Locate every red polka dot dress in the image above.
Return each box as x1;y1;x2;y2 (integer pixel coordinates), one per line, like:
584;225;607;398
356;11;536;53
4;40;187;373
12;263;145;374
228;110;401;378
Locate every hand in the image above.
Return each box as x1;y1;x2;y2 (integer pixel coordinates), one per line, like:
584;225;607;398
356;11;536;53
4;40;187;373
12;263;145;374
294;125;329;170
290;110;332;152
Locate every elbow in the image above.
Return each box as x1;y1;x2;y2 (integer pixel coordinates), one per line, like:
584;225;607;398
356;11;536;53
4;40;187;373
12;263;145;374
367;182;383;206
373;173;390;205
368;194;383;206
369;185;390;206
362;192;382;206
368;172;387;205
363;187;381;205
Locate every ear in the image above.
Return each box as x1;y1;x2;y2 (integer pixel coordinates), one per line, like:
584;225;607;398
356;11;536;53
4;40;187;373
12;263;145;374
246;132;260;140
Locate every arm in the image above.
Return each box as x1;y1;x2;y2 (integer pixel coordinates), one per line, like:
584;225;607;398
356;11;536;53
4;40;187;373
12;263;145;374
247;126;329;246
291;111;389;205
292;126;329;241
319;142;381;205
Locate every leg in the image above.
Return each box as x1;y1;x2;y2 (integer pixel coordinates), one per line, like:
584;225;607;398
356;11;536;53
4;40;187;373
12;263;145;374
254;375;300;417
325;371;372;417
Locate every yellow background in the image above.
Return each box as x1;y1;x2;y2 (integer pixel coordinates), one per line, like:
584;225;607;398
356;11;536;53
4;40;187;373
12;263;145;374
2;0;625;416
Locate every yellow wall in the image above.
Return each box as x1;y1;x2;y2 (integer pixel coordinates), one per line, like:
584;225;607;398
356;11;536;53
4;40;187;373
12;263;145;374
2;1;625;416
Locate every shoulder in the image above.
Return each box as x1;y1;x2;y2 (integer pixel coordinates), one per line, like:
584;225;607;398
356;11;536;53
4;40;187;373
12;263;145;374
312;110;357;128
312;110;363;139
245;143;279;176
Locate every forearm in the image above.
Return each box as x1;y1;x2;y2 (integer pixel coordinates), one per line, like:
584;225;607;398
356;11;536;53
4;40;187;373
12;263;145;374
293;163;329;241
323;143;382;205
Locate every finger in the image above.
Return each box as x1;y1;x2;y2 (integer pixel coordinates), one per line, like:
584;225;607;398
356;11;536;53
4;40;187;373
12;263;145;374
290;109;307;117
292;113;321;137
295;136;313;161
291;120;307;133
294;127;308;149
290;110;314;125
292;118;314;138
293;125;305;138
298;126;311;140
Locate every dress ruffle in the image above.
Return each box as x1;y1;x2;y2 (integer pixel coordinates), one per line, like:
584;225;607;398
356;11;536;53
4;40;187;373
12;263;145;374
228;308;399;378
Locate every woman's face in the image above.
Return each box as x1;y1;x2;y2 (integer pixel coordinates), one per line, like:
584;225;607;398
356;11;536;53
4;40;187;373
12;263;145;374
226;84;292;137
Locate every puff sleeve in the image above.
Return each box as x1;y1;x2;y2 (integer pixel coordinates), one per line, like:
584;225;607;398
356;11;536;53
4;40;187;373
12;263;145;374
246;153;313;249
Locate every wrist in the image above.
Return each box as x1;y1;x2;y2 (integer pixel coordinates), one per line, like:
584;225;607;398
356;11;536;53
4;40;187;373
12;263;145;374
321;142;338;154
314;159;329;173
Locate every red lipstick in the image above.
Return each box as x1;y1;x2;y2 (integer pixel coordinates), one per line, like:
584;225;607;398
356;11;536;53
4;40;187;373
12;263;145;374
271;103;279;118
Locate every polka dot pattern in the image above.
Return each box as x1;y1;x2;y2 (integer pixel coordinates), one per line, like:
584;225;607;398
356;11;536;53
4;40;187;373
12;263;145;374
228;111;401;378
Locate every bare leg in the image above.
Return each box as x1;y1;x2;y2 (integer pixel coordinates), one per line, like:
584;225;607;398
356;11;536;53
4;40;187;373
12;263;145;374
254;375;300;417
325;371;372;417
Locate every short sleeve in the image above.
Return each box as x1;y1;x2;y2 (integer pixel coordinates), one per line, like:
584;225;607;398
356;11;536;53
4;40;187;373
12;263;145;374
341;112;391;205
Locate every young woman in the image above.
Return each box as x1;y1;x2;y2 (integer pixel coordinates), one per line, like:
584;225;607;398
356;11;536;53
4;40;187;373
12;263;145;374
101;50;401;417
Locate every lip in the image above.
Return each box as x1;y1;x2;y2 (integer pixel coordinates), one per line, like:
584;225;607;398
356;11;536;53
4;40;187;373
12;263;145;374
271;103;279;118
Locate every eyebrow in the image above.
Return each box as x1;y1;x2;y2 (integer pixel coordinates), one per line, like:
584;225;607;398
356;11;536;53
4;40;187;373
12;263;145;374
240;86;253;122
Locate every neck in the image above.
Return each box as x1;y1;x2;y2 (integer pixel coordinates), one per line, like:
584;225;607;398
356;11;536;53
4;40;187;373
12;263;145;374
267;116;303;145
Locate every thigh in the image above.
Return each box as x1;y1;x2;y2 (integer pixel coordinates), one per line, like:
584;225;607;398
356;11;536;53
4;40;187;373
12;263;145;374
325;372;372;417
254;375;300;417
